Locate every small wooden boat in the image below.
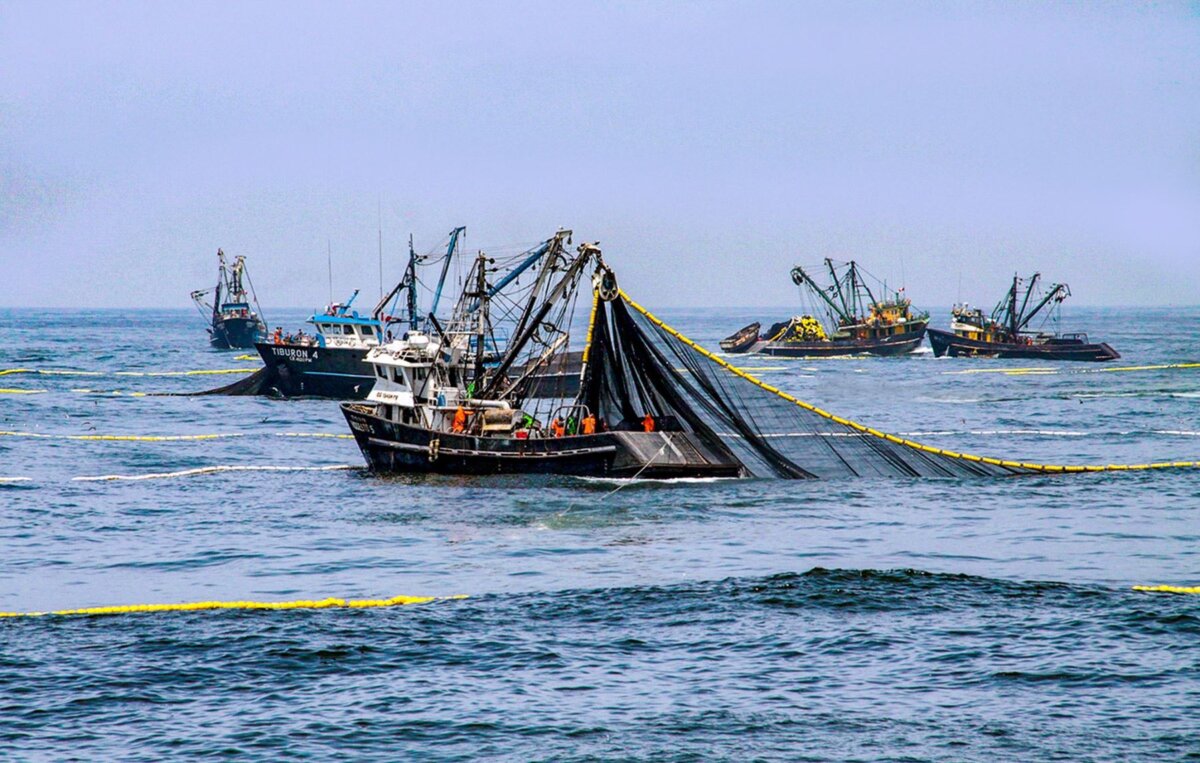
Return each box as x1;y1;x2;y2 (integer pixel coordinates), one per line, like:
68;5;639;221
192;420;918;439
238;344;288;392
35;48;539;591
719;322;760;353
929;274;1119;362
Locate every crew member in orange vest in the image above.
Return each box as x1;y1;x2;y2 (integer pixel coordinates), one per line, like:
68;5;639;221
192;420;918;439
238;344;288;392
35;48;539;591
551;417;565;437
642;413;655;432
273;327;283;345
452;406;468;433
581;414;597;435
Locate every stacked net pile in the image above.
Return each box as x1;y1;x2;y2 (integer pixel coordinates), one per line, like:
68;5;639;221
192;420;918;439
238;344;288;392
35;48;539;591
581;294;1034;479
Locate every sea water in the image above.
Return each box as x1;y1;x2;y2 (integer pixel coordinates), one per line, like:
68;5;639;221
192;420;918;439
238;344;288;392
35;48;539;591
0;307;1197;761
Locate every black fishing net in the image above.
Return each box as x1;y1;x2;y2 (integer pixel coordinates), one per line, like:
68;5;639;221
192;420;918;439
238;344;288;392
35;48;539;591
581;296;1028;479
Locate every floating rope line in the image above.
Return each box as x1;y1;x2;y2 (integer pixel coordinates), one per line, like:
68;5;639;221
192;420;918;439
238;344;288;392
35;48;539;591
1133;585;1200;595
0;430;354;442
0;593;465;619
943;362;1200;377
0;367;258;378
274;432;356;439
73;464;359;482
0;388;46;395
618;290;1200;475
0;431;246;442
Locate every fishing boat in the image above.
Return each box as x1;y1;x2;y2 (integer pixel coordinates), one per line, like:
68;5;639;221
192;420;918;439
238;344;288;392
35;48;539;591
721;259;928;357
927;274;1119;362
191;249;267;349
251;227;465;399
341;232;742;478
252;290;383;398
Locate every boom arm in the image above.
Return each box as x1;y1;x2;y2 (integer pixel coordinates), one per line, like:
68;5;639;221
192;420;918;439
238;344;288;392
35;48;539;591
429;226;466;318
791;265;847;322
1016;282;1069;332
477;242;599;399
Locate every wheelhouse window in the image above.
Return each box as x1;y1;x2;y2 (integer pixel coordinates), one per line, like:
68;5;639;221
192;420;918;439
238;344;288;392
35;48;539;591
361;325;375;336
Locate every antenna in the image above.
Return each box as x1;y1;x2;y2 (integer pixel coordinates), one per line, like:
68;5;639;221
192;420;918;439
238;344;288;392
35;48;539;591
377;199;384;303
327;238;333;304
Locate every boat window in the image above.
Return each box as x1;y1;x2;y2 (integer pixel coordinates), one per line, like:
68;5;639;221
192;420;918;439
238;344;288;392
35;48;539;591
343;325;355;335
375;365;385;379
362;325;374;336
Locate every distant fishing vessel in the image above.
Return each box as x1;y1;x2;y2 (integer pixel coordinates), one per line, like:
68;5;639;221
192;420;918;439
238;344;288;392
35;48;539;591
191;249;267;349
927;274;1119;362
722;259;928;357
342;232;742;478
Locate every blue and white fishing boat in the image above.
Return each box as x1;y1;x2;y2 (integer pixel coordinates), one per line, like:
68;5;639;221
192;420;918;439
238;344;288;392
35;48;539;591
251;227;466;399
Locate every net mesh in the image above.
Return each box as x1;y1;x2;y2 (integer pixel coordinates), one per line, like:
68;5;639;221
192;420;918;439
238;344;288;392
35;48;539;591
586;294;1032;479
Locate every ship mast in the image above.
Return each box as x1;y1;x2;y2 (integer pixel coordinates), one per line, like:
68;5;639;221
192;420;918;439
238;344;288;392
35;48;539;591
477;241;599;402
825;259;853;321
429;226;466;318
1015;273;1041;335
472;251;490;394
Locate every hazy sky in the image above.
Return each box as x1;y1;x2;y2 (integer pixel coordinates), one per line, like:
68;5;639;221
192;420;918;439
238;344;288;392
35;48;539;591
2;1;1198;309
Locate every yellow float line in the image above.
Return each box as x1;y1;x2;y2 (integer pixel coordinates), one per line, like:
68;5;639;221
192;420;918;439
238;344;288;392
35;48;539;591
0;430;245;442
0;368;258;378
618;290;1200;475
0;431;353;442
1132;585;1200;595
0;594;465;619
580;291;599;365
0;388;46;395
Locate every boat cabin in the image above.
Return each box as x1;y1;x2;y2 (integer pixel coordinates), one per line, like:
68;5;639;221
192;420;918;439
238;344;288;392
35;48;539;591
304;291;383;349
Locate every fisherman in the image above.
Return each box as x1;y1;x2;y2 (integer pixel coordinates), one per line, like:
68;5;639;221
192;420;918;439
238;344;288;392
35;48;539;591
273;327;283;345
551;416;565;437
581;413;597;435
642;413;655;433
452;406;468;433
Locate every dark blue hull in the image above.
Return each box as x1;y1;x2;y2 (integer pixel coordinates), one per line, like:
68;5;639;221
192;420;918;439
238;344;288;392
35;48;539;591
210;317;266;349
254;343;375;399
341;403;741;478
927;329;1120;362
